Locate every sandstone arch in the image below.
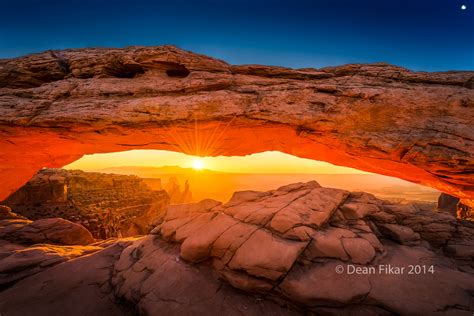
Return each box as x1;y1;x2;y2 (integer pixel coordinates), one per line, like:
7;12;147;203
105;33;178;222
0;46;473;206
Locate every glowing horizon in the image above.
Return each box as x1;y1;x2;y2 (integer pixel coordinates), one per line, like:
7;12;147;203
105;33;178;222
64;150;369;174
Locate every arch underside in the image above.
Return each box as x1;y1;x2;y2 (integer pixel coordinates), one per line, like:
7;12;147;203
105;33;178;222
0;46;473;205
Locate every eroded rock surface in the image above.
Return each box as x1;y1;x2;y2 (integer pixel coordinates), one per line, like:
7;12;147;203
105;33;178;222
3;168;170;238
112;237;302;315
0;205;26;220
438;193;474;220
0;46;473;207
0;181;473;315
0;242;101;286
0;242;137;316
123;181;473;314
0;217;95;245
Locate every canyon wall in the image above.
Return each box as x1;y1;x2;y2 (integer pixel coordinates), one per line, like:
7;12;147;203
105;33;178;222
0;46;473;207
2;169;170;238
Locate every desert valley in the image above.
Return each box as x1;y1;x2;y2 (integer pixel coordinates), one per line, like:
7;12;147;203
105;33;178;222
92;165;441;205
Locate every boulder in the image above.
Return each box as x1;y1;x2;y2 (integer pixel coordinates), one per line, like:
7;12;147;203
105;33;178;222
437;193;459;216
1;218;95;245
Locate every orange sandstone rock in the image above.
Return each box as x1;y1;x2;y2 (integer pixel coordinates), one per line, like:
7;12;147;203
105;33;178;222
0;46;473;208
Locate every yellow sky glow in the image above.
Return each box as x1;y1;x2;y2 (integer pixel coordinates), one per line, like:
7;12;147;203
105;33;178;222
64;150;369;174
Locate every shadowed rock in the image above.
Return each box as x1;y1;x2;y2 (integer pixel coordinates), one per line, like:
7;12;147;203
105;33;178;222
0;243;102;286
0;205;26;220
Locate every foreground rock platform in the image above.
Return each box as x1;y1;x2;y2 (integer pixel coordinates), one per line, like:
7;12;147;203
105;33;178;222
0;45;473;207
0;181;472;315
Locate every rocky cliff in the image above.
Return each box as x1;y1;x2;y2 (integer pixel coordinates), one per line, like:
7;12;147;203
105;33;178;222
2;169;170;238
0;46;473;208
438;193;473;220
164;177;193;204
0;181;472;315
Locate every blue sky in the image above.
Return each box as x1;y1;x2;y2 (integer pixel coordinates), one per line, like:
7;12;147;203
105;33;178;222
1;0;472;70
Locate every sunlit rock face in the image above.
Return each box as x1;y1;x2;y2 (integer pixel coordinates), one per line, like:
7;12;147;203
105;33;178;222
2;169;170;238
0;45;473;207
1;181;472;315
116;181;474;315
0;216;95;246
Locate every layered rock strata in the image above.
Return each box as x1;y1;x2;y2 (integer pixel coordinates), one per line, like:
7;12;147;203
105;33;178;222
0;46;473;208
2;168;170;238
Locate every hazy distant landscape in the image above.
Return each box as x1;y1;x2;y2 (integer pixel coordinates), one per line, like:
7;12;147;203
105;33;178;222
94;166;440;204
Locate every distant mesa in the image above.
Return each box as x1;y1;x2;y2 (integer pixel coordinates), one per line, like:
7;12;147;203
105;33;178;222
87;165;442;207
95;165;224;176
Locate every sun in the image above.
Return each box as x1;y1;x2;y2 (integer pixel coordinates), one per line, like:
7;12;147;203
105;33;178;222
192;158;204;170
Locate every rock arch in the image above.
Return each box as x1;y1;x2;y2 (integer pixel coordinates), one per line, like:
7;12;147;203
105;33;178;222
0;46;473;206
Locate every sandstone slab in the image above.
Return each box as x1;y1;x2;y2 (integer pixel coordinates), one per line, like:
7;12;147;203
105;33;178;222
341;237;376;264
279;261;371;306
0;243;133;316
268;187;349;235
0;244;101;285
228;229;308;281
304;227;356;261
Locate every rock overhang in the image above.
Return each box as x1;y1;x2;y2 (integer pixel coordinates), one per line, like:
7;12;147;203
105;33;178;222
0;45;473;207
